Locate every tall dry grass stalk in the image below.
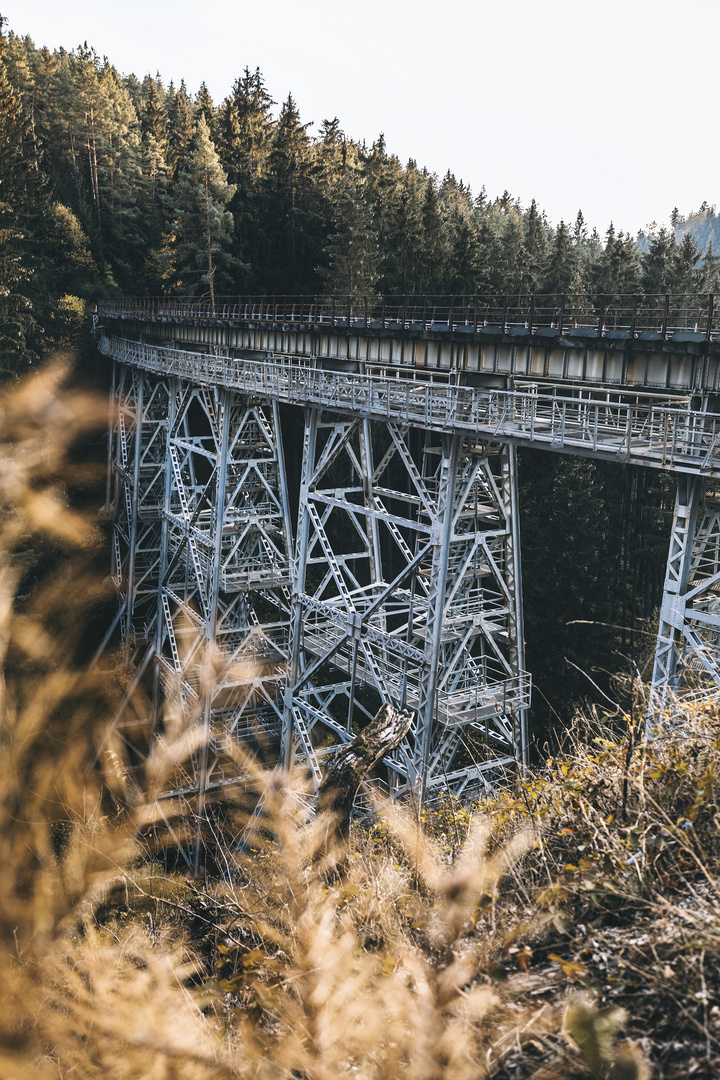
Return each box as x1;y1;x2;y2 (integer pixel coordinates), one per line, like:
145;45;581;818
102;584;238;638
0;362;651;1079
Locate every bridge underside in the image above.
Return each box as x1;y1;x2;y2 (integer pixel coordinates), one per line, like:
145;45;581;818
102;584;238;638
94;306;720;864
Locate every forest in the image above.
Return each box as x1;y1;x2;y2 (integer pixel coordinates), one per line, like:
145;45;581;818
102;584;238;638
3;17;720;1079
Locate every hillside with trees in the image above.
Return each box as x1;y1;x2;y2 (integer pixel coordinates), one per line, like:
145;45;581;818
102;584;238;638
3;20;720;362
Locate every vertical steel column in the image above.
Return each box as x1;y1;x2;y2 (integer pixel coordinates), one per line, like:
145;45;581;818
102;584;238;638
195;387;231;872
652;476;720;710
283;407;319;768
103;358;117;515
152;375;178;727
651;475;701;703
501;442;528;767
272;398;295;596
415;433;461;799
124;369;144;664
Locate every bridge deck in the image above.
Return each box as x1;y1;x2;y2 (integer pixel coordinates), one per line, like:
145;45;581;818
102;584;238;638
99;335;720;477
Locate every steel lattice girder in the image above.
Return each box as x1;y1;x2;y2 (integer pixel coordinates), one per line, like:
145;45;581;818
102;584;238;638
155;382;293;809
107;367;294;837
283;413;530;800
652;477;720;707
110;364;170;658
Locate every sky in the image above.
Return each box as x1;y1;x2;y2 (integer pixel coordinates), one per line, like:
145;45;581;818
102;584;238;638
4;0;718;238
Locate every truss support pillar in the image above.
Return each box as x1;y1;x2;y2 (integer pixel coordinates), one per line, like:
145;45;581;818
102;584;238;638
124;368;144;664
415;433;461;800
194;387;232;872
283;407;320;773
501;443;529;769
651;475;720;711
283;414;531;802
152;376;179;726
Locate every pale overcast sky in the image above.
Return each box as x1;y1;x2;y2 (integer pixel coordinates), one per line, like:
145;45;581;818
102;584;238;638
4;0;717;237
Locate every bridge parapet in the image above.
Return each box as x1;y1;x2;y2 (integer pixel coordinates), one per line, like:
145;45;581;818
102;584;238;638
97;292;720;343
97;292;720;395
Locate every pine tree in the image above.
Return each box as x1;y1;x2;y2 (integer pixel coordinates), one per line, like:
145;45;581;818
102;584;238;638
264;93;317;292
166;80;193;178
196;82;217;143
140;75;167;146
642;225;678;294
382;162;425;294
590;225;640;296
698;239;720;294
0;18;45;370
524;199;548;293
499;206;526;295
417;179;447;294
164;115;241;303
216;68;275;288
446;205;480;294
674;232;701;293
321;167;379;296
543;220;575;294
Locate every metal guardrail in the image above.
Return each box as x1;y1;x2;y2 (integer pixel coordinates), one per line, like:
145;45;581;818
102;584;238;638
97;292;720;342
99;335;720;475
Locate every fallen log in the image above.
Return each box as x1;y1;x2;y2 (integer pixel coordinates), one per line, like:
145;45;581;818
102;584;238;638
314;704;413;867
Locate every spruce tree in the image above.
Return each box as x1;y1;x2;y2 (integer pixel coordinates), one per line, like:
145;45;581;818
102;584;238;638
264;93;317;292
699;239;720;294
0;17;45;370
166;80;194;178
417;179;447;294
321;167;379;296
164;114;241;303
524;199;548;293
196;82;217;143
217;68;275;288
543;220;575;295
642;225;678;294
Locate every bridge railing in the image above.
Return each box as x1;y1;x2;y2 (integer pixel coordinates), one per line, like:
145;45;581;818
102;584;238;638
99;335;720;474
96;292;720;341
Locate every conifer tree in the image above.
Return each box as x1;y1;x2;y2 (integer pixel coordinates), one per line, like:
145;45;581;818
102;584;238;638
500;206;527;294
417;179;447;294
524;199;548;293
446;204;480;294
196;82;217;143
642;225;678;294
543;220;575;294
321;168;379;296
217;68;275;288
699;239;720;294
166;80;193;178
382;162;425;294
264;93;317;291
0;17;45;369
164;115;240;303
674;232;701;293
140;75;167;145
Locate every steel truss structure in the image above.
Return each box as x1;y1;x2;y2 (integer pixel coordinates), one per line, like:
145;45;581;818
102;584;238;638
96;312;720;860
103;362;294;863
652;477;720;705
284;414;529;801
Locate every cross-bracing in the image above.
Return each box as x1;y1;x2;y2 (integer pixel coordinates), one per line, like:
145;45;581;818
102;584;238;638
94;293;720;865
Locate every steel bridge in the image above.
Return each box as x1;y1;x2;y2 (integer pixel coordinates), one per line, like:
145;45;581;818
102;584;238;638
94;292;720;856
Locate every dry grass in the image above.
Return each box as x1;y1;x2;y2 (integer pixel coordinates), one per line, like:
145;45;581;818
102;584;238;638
7;361;713;1078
